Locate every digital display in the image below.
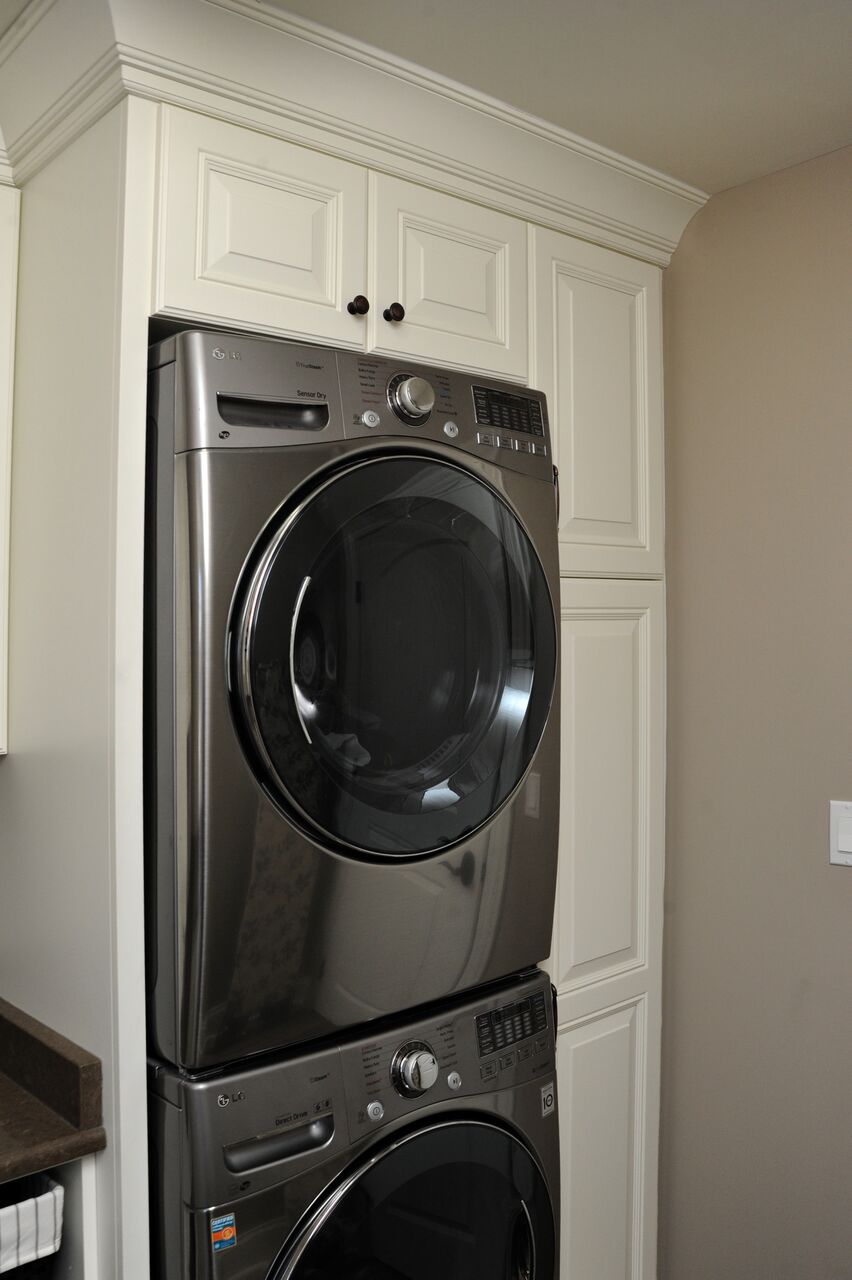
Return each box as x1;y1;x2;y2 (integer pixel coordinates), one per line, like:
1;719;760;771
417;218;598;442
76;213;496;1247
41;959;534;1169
472;386;545;437
475;991;548;1057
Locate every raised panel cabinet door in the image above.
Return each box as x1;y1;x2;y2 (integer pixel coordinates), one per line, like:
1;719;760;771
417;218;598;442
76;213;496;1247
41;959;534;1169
549;579;664;1003
531;227;663;576
369;173;529;379
556;1000;654;1280
545;578;664;1280
155;108;369;346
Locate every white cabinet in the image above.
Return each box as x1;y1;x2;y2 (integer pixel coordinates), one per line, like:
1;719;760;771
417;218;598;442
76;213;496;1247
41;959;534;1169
0;180;20;756
156;108;528;380
532;228;663;577
548;578;665;1280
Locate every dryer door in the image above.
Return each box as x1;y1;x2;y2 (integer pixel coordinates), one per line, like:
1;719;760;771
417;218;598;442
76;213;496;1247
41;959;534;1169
232;455;557;856
270;1119;556;1280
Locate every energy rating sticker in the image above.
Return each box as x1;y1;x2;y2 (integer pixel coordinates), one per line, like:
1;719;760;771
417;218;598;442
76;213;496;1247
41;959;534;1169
211;1213;237;1252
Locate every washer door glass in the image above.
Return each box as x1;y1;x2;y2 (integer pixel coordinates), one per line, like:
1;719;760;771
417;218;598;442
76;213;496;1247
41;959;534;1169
272;1120;555;1280
233;455;556;856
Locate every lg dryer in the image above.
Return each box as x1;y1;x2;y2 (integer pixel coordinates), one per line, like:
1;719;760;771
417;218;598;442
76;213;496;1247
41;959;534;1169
146;331;560;1070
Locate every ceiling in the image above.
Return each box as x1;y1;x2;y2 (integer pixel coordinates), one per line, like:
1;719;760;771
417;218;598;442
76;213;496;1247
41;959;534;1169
270;0;852;193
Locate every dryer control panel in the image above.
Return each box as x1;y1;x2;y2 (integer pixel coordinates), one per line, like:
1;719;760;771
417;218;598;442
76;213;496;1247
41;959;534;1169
148;330;553;483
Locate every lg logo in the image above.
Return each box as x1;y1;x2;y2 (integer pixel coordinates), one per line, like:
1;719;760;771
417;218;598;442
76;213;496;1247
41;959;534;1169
217;1090;246;1108
212;348;241;361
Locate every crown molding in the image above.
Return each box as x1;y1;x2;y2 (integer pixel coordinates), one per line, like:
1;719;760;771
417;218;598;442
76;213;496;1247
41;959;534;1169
0;3;707;262
114;44;679;262
6;45;126;186
0;0;58;69
0;140;12;186
204;0;708;209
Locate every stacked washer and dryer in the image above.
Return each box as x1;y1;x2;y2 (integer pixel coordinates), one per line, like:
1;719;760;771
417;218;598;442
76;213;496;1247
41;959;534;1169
145;330;562;1279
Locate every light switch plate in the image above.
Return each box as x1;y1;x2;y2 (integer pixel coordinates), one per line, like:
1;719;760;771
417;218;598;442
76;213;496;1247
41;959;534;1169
829;801;852;866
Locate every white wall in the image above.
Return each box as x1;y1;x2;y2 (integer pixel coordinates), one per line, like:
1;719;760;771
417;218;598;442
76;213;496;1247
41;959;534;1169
661;143;852;1279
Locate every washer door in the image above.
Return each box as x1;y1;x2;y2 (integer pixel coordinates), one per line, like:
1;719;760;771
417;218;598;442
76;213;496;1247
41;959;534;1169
270;1120;555;1279
232;455;557;857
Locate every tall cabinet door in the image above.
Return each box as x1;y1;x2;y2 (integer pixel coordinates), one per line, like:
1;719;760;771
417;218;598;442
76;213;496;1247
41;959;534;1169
369;173;528;380
531;228;663;577
549;578;665;1280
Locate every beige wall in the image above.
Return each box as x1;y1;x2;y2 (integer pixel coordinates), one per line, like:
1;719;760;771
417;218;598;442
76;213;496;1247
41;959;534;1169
661;144;852;1279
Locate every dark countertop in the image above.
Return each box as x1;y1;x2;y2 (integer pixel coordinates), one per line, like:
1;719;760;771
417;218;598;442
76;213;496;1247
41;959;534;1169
0;997;106;1184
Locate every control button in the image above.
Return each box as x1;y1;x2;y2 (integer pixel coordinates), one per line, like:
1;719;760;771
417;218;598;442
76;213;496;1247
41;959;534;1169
366;1101;384;1122
476;431;495;447
360;409;381;429
534;1036;549;1054
442;421;459;439
447;1071;462;1090
499;1053;516;1071
517;1045;532;1062
480;1061;498;1080
393;1042;440;1097
495;435;514;450
532;442;548;456
515;439;532;454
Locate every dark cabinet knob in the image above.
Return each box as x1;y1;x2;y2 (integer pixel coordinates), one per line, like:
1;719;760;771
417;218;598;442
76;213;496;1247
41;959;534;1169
383;302;405;322
346;295;370;316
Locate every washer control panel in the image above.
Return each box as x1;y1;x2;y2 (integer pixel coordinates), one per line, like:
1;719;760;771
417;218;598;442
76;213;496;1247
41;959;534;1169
148;972;555;1211
341;972;555;1134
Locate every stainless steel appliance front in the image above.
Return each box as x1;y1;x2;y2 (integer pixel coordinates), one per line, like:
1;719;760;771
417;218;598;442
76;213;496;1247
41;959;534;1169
146;331;561;1071
149;970;559;1279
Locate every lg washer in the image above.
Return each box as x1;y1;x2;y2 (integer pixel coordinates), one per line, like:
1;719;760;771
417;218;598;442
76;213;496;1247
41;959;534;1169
146;331;560;1071
149;969;559;1279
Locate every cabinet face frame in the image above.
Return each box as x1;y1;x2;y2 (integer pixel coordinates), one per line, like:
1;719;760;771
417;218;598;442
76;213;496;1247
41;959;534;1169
0;183;19;756
531;227;664;578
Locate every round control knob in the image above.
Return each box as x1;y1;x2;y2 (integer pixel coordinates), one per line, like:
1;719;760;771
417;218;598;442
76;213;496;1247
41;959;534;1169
397;376;435;419
366;1100;384;1121
392;1042;439;1097
360;409;381;428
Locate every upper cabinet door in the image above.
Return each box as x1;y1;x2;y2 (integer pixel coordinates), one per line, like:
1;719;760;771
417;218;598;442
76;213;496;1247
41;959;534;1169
369;174;529;381
155;109;370;347
531;228;663;577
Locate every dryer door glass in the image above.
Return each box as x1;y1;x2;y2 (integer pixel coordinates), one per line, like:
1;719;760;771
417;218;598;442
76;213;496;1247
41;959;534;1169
233;455;556;856
271;1120;555;1280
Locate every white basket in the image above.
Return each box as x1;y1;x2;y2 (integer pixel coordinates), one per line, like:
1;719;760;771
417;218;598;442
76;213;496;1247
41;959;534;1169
0;1175;63;1273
